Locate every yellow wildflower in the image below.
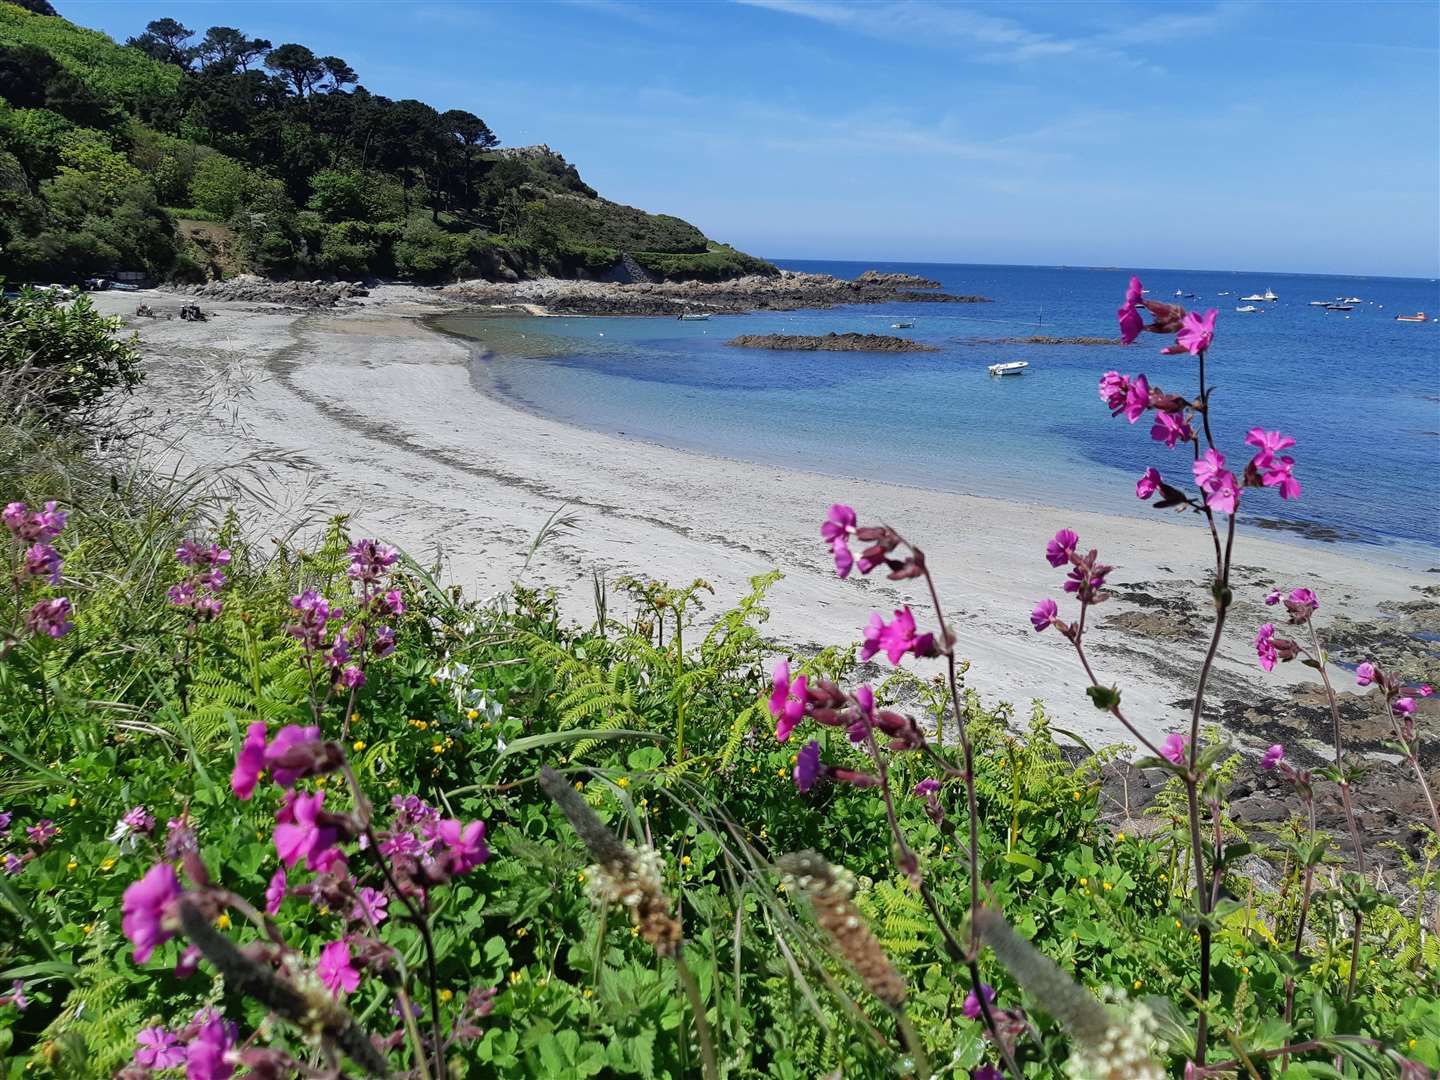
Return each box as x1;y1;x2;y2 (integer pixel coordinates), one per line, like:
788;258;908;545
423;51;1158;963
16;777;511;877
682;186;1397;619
68;797;77;807
516;927;528;938
583;988;593;999
66;859;77;871
439;989;454;1003
432;743;444;754
1117;831;1126;841
216;913;231;930
577;872;586;883
1079;877;1088;887
99;857;116;871
1102;882;1113;892
681;855;692;866
353;740;366;751
617;777;629;788
574;781;584;790
466;709;479;721
82;924;94;934
1133;979;1143;990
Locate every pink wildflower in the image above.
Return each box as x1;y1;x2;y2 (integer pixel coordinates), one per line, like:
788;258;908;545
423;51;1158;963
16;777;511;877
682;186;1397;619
23;543;61;585
1160;733;1189;765
263;724;322;789
273;791;338;870
318;939;361;996
1261;744;1285;770
820;504;858;578
1149;411;1193;448
265;867;287;914
121;863;182;963
186;1016;236;1080
794;739;821;792
1136;467;1163;500
1394;697;1416;716
1099;371;1130;411
1164;308;1217;356
863;607;936;665
135;1026;186;1069
231;721;267;800
1245;428;1302;499
26;819;56;846
1045;529;1079;568
963;983;996;1020
1355;662;1377;687
351;885;388;924
1030;598;1058;632
769;661;808;742
1123;373;1150;423
1264;589;1282;605
1193;450;1239;514
1255;623;1277;672
1420;685;1433;697
1117;276;1144;343
434;818;489;875
24;597;73;638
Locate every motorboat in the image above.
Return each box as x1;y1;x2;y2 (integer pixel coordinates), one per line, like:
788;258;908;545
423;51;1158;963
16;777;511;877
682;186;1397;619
1309;300;1330;306
891;320;915;329
1235;305;1261;313
1324;303;1354;311
677;312;711;321
1395;312;1428;323
1341;296;1361;304
988;361;1029;377
1241;288;1278;302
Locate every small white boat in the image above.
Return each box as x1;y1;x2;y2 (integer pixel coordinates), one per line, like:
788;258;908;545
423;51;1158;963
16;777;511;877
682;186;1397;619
1325;303;1353;311
1236;305;1261;313
1395;312;1428;323
1309;300;1330;306
1240;288;1279;302
891;320;914;329
1341;296;1361;304
988;361;1029;377
677;313;711;321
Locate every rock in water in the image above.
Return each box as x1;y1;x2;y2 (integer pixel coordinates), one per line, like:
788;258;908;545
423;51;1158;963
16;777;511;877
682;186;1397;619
724;332;939;353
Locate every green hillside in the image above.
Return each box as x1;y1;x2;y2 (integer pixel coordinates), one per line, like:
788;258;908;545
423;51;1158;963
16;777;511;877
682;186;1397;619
0;3;773;283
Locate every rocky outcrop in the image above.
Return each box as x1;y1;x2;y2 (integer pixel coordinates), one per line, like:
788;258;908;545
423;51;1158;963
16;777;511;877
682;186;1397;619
165;275;370;308
853;270;942;289
439;269;990;316
726;332;938;353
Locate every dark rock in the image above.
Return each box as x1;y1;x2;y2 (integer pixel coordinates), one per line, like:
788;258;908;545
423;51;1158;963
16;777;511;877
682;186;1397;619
725;332;939;353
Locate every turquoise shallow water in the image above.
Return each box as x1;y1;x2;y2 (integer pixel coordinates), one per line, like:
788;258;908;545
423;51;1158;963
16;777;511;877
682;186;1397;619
435;260;1440;564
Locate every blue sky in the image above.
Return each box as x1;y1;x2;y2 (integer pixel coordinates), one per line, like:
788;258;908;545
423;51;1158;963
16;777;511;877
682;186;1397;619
67;0;1440;277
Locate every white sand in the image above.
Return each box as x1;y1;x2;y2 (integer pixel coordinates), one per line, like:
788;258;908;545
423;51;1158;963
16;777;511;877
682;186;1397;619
99;288;1434;751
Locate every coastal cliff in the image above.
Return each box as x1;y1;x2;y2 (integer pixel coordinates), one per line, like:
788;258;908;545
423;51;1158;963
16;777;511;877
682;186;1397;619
0;4;772;287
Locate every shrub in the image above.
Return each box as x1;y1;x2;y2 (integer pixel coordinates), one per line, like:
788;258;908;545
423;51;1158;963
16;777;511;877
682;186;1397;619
0;283;140;416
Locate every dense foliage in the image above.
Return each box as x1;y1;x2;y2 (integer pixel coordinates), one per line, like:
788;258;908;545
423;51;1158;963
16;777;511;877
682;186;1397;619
0;4;771;284
0;283;141;416
0;286;1437;1078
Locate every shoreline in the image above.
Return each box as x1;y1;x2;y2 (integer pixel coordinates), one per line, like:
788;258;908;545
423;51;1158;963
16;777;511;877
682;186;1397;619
96;286;1438;767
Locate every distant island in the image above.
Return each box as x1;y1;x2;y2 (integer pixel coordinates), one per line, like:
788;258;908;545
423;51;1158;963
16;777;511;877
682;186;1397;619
726;332;939;353
0;3;772;285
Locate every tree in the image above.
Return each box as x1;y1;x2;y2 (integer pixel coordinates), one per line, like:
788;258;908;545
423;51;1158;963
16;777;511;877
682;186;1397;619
319;56;357;92
125;18;195;68
264;44;324;97
194;27;271;74
10;0;59;14
440;108;497;212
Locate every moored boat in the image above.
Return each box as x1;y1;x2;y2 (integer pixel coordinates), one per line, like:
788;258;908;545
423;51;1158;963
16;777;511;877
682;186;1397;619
1235;305;1261;313
1395;312;1428;322
1325;303;1354;311
891;320;914;329
987;361;1029;377
677;313;711;321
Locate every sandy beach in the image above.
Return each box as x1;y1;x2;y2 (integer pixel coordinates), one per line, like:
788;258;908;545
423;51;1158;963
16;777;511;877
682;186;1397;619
98;287;1438;760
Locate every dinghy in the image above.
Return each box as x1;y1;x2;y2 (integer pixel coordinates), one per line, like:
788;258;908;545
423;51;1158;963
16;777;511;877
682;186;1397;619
987;361;1029;377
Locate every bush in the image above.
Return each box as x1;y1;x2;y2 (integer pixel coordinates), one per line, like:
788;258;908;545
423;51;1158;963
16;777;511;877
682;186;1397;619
0;283;140;416
187;153;251;219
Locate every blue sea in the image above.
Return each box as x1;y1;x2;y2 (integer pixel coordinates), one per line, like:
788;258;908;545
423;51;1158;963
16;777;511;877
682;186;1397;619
436;261;1440;564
